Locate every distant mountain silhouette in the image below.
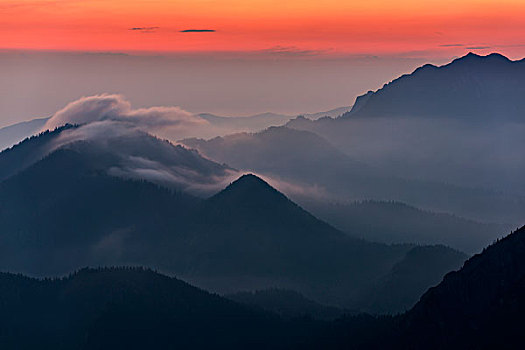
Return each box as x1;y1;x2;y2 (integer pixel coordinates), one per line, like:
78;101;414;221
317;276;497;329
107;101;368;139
0;267;307;349
284;55;525;222
199;112;292;131
181;126;369;186
0;106;350;153
302;200;509;254
299;105;352;119
343;53;525;121
0;131;466;312
0;117;48;151
181;125;523;231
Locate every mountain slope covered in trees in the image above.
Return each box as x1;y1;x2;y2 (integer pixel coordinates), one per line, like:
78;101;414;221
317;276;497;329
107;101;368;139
318;225;525;349
0;131;467;312
0;267;312;350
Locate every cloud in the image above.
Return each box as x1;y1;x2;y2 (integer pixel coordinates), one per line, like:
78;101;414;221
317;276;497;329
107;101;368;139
439;44;464;47
43;94;208;135
466;46;491;50
180;29;216;33
129;27;160;33
260;46;324;57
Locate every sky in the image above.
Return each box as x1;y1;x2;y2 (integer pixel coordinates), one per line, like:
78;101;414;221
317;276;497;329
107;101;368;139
1;0;524;57
0;0;524;126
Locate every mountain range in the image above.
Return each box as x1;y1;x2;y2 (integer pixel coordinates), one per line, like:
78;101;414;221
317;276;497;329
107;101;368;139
0;267;302;349
181;125;519;243
0;106;352;152
0;127;467;312
285;53;525;215
344;52;525;121
1;225;524;349
0;51;524;349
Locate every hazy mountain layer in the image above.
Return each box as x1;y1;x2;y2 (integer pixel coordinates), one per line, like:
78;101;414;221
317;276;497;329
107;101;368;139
0;131;467;311
299;199;509;254
181;125;523;230
0;117;48;151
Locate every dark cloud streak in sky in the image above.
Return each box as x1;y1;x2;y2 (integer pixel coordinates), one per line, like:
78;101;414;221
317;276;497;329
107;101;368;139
180;29;216;33
129;27;160;33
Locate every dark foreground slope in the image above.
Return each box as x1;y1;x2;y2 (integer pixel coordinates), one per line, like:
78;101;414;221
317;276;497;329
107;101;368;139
3;225;524;350
0;267;315;350
319;225;525;349
400;225;525;349
226;288;349;320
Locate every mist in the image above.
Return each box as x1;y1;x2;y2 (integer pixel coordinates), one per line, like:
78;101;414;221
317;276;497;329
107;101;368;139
0;50;442;127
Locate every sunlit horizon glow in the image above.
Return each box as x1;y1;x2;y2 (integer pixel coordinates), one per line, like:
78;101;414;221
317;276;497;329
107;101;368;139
0;0;524;58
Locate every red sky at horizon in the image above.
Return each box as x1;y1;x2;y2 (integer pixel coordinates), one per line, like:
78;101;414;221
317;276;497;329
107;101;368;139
1;0;524;58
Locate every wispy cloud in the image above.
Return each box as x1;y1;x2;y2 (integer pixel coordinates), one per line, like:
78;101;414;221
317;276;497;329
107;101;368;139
129;27;160;33
466;46;491;50
439;44;464;47
180;29;216;33
259;45;325;57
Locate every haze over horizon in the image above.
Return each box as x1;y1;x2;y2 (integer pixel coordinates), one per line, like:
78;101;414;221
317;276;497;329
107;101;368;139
2;0;524;127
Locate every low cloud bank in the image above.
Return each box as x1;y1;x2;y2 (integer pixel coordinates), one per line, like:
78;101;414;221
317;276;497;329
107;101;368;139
43;94;208;137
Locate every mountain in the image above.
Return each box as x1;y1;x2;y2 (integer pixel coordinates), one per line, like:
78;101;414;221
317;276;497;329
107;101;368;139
198;106;351;133
0;106;349;154
284;55;525;218
170;174;416;308
226;288;349;321
300;106;352;119
4;225;525;349
318;225;525;349
181;125;524;228
343;53;525;121
354;245;467;314
0;124;238;195
0;267;310;349
199;112;292;131
0;130;466;311
0;147;202;275
399;225;525;348
300;200;509;254
181;126;369;186
0;117;48;151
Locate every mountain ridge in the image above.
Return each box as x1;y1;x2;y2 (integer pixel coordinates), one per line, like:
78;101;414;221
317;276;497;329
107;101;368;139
0;131;466;312
342;52;525;121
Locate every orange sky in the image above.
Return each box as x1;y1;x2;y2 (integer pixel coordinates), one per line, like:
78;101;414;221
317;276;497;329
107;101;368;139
1;0;525;57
